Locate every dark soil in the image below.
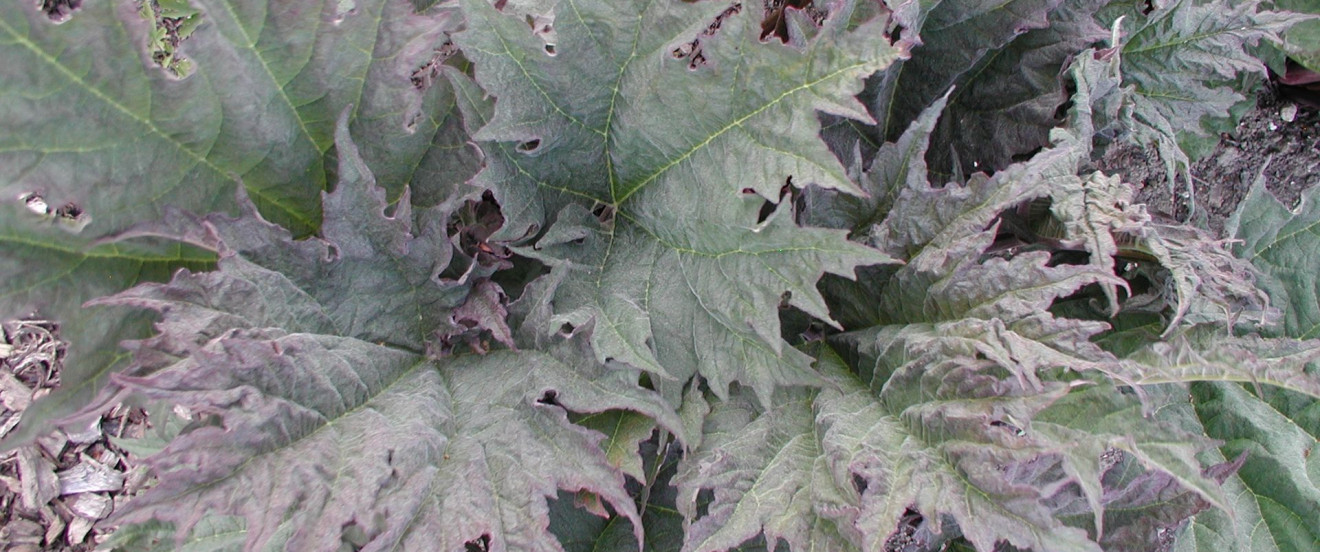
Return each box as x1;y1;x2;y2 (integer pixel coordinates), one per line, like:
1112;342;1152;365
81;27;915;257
1096;87;1320;237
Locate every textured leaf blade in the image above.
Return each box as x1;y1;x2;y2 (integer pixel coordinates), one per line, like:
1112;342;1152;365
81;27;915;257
0;0;477;443
1170;179;1320;552
111;333;672;551
1230;181;1320;340
1099;0;1309;181
455;0;899;404
0;210;214;449
80;118;682;551
676;347;1108;552
0;0;464;235
1180;382;1320;551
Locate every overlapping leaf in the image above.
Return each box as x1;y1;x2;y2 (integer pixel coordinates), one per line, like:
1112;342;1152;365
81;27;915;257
78;119;681;551
677;347;1121;552
676;93;1141;550
690;46;1320;549
0;0;477;443
1160;178;1320;551
455;0;898;404
1097;0;1307;181
1231;180;1320;340
843;0;1113;177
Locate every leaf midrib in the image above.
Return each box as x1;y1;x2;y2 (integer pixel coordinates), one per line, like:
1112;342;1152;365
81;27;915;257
0;14;316;231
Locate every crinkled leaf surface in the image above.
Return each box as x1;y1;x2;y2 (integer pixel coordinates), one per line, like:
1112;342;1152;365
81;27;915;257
114;334;674;552
676;103;1166;550
677;347;1111;552
1098;0;1306;180
761;62;1314;550
455;0;897;405
101;111;470;354
1164;180;1320;552
0;0;478;442
86;121;682;551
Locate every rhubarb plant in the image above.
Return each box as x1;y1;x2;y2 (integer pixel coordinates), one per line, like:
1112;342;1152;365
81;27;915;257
1;0;1318;550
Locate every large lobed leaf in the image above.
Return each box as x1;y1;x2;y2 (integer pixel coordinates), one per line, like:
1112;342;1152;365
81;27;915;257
1166;177;1320;551
77;116;682;551
0;0;478;442
455;0;898;405
684;42;1320;550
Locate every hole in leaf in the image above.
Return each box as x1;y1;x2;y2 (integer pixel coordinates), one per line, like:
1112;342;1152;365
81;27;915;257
537;390;561;406
493;0;508;10
137;0;203;78
883;511;928;552
56;202;84;219
756;198;776;224
851;473;868;494
688;51;708;70
40;0;81;22
465;534;491;552
411;40;458;92
707;3;742;35
672;40;697;59
675;4;741;69
989;419;1026;437
544;44;556;56
591;202;615;225
558;322;575;336
761;0;821;43
516;139;542;153
20;192;49;215
451;191;512;267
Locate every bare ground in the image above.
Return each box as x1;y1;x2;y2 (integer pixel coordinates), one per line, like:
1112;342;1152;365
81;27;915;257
1097;86;1320;236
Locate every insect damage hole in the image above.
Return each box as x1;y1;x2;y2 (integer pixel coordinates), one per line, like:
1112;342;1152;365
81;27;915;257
41;0;82;22
411;40;458;92
465;534;491;552
137;0;203;78
673;3;742;70
537;390;561;406
591;202;615;225
516;138;542;154
20;192;49;215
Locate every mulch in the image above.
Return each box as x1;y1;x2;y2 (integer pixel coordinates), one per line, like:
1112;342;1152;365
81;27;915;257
0;320;153;552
